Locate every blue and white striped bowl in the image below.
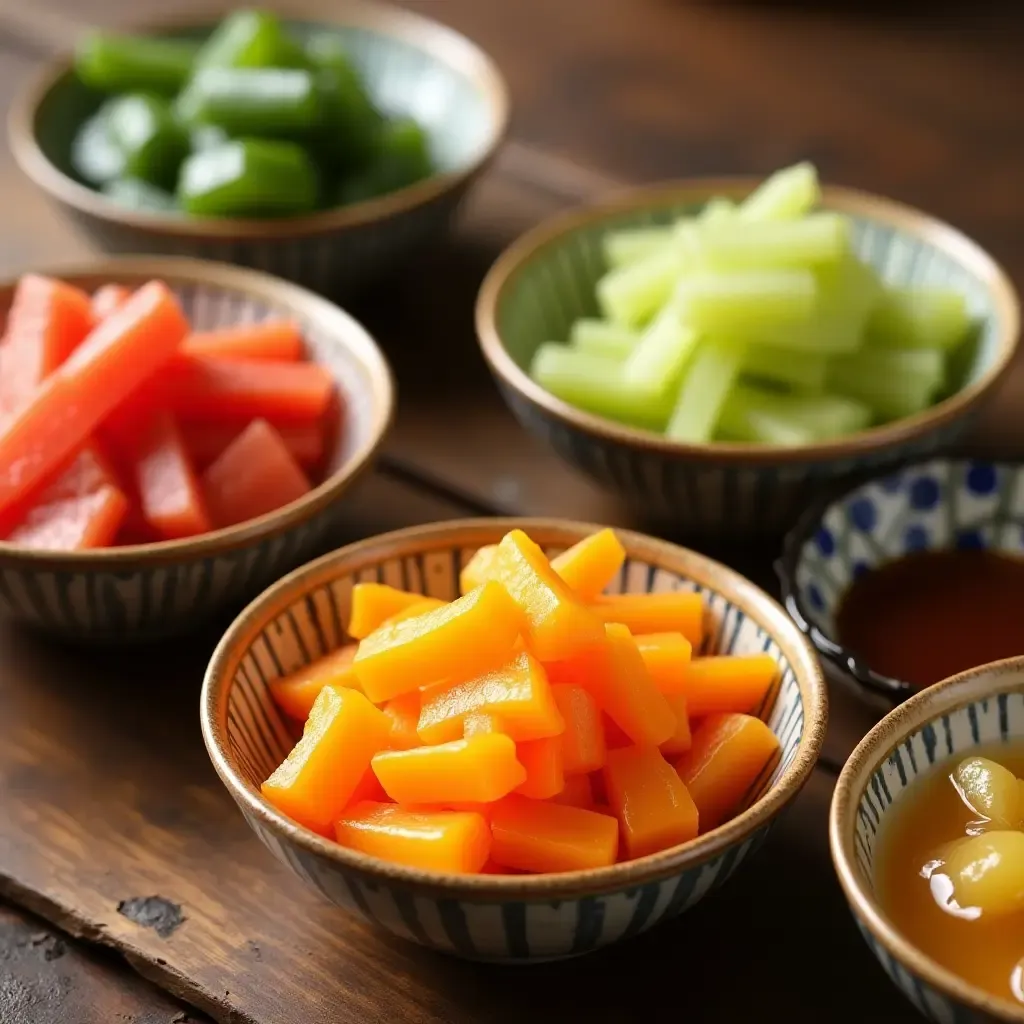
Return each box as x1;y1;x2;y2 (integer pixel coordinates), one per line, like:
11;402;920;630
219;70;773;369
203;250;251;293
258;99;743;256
201;518;827;962
778;457;1024;710
9;0;509;297
0;256;393;642
831;656;1024;1023
475;180;1019;540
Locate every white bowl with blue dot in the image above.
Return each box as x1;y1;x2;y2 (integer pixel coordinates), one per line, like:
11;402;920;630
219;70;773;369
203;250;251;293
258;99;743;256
778;458;1024;709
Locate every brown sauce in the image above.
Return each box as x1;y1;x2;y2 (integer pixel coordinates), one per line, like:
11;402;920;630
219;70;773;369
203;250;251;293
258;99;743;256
834;549;1024;689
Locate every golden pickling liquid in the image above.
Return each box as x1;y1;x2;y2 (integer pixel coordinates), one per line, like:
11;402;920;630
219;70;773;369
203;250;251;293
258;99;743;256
874;745;1024;1005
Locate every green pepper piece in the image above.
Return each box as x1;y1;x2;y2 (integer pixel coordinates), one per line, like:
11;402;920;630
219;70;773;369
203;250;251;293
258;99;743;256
175;68;322;138
70;111;126;187
74;32;200;95
194;9;309;70
177;138;318;218
102;177;179;213
100;94;189;190
336;117;433;205
189;124;230;153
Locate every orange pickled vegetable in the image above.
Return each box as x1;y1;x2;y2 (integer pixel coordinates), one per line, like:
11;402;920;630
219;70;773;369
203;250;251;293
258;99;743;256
354;581;522;703
488;529;604;662
416;649;563;745
181;420;326;471
2;442;127;550
636;632;693;693
592;592;704;646
182;320;303;362
336;802;490;874
0;274;92;413
460;543;498;594
378;597;447;629
682;654;778;717
382;691;422;750
676;713;781;831
551;685;606;775
489;794;618;873
133;410;211;540
349;583;440;640
660;693;693;756
0;281;188;516
268;644;359;722
602;716;633;750
549;528;626;600
371;733;526;806
516;736;564;799
201;418;311;528
463;712;503;737
550;772;595;810
603;745;699;859
90;283;131;321
347;766;389;807
262;685;391;835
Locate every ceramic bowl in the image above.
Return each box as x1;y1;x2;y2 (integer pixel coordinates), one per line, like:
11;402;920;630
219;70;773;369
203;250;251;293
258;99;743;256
8;0;508;296
475;180;1019;539
201;518;827;962
0;256;393;642
777;456;1024;710
831;656;1024;1023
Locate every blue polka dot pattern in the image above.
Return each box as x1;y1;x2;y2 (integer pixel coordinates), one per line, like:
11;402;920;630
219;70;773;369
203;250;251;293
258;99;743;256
966;462;998;495
956;529;985;550
807;583;825;610
849;497;877;532
853;561;869;579
815;527;835;557
909;476;940;511
904;525;930;552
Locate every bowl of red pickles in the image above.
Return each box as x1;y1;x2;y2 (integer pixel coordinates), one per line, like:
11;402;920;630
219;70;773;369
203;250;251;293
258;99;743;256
201;519;827;961
9;4;508;293
0;257;393;641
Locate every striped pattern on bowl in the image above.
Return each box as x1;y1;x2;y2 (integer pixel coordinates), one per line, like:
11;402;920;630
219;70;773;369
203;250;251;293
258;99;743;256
477;183;1019;540
0;258;392;641
831;658;1024;1023
203;520;826;962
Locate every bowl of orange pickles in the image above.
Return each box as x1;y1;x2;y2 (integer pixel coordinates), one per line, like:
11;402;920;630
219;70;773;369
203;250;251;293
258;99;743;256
831;655;1024;1021
202;518;827;961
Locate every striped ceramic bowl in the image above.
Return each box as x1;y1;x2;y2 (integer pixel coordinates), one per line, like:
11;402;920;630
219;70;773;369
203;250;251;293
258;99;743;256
831;656;1024;1023
8;0;508;296
778;457;1024;710
475;180;1019;540
201;518;827;962
0;256;393;642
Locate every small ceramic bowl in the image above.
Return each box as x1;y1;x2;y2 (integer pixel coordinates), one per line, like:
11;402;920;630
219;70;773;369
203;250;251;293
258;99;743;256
201;518;827;962
830;656;1024;1023
475;180;1020;539
8;0;508;296
0;256;393;642
777;456;1024;710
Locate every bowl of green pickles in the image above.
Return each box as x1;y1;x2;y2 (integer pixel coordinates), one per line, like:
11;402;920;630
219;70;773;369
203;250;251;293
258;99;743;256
9;3;508;294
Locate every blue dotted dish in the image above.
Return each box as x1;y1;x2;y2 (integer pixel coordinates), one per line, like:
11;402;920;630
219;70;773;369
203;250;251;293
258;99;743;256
777;457;1024;707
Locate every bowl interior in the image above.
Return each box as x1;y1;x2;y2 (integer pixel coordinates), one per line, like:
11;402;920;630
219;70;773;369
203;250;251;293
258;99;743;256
35;18;496;192
210;521;818;884
790;458;1024;641
492;186;1005;426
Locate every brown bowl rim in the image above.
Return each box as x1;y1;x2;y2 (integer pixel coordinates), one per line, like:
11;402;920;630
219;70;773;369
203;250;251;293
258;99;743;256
0;255;394;569
474;178;1021;465
829;654;1024;1023
7;0;510;241
201;517;829;901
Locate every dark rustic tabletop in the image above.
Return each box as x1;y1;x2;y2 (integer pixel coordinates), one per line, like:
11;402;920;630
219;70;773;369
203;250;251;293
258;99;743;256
0;2;1022;1021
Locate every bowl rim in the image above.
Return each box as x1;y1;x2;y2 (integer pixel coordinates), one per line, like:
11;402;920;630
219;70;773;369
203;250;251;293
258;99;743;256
201;516;829;900
7;0;510;241
777;455;1024;707
829;654;1024;1022
474;177;1021;465
0;254;394;568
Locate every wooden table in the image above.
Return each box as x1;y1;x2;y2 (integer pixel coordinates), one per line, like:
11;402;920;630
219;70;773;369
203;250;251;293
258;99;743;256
0;2;1021;1021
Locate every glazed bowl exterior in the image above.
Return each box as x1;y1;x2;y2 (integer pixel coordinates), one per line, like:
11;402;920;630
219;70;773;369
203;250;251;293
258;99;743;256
202;518;827;962
0;256;393;642
475;180;1019;540
831;656;1024;1023
8;0;509;296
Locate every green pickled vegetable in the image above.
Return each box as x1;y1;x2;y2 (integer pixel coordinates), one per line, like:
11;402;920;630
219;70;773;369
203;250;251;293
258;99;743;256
101;94;188;190
569;319;639;359
310;41;383;170
177;138;318;218
596;249;680;327
193;9;308;70
602;226;672;269
336;117;432;204
665;340;746;443
176;68;321;138
70;112;125;186
189;124;230;153
739;162;820;222
868;287;972;351
102;177;178;213
75;32;199;95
